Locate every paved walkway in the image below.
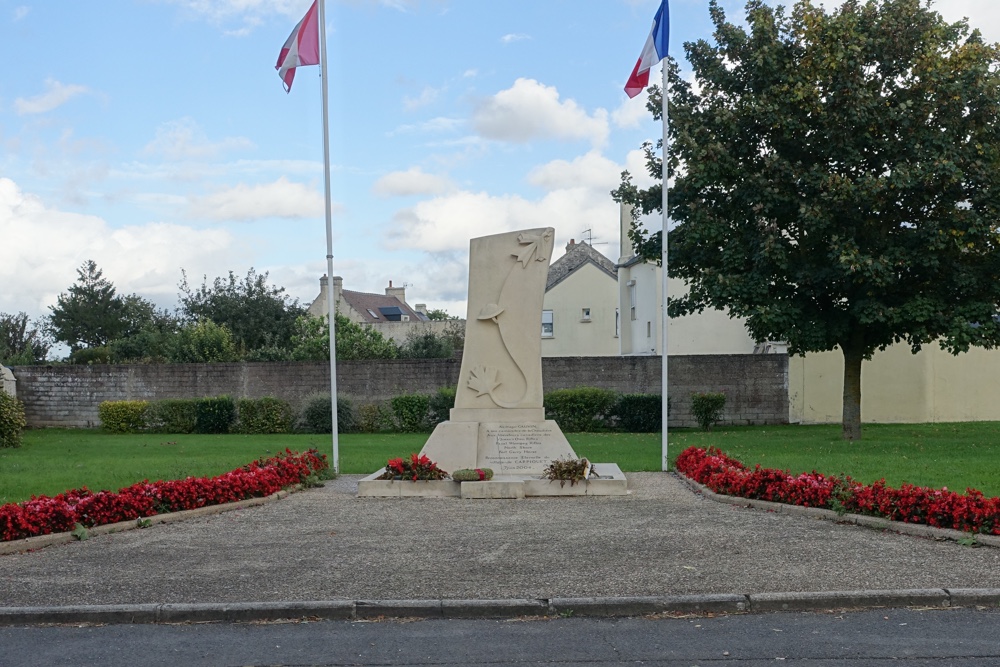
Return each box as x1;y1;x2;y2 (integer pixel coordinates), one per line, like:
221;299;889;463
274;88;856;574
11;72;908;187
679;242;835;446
3;473;1000;611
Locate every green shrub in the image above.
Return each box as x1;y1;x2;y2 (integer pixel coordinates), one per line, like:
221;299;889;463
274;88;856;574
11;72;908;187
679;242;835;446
544;387;620;432
614;393;664;432
70;347;111;365
357;402;395;433
427;387;456;427
236;397;294;434
691;392;726;431
0;392;27;448
195;395;236;434
169;319;239;363
147;399;198;433
297;393;357;434
390;394;431;432
397;330;454;359
98;400;149;433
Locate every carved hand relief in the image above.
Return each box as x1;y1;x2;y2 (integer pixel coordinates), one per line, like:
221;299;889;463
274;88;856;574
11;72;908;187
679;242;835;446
456;227;554;412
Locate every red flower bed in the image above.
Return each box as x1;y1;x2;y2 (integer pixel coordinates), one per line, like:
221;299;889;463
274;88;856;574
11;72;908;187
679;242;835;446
0;449;328;542
675;446;1000;535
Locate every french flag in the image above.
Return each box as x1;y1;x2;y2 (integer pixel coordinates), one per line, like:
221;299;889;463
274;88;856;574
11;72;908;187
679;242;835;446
625;1;669;99
276;0;320;93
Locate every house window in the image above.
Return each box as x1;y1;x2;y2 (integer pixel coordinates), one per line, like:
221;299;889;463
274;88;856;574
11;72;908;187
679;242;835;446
581;307;591;322
628;280;637;321
647;321;652;338
615;308;620;338
367;308;379;319
541;310;554;338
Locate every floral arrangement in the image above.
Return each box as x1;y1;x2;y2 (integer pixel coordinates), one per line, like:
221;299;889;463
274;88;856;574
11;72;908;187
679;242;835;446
676;446;1000;535
377;453;448;481
0;449;328;543
452;468;494;482
543;457;592;486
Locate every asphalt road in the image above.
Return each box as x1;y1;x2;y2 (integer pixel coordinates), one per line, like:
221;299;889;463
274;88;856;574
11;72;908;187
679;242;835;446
3;607;1000;666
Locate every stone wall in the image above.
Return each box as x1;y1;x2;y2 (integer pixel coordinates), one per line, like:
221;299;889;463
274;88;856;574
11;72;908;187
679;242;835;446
11;354;787;429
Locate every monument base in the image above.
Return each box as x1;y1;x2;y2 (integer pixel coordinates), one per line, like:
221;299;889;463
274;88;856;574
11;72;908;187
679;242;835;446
417;419;578;477
356;463;629;498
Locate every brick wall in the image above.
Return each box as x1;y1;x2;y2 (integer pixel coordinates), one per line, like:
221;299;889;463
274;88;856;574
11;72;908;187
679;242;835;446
11;354;787;429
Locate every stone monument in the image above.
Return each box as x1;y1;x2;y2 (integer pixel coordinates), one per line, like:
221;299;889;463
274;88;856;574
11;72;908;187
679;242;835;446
358;227;626;497
0;366;15;398
418;227;578;474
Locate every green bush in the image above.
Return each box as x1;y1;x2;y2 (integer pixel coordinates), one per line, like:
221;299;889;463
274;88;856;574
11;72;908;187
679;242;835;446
397;330;454;359
691;392;726;431
428;387;456;427
390;394;431;432
614;393;664;432
147;399;198;433
236;397;294;434
98;400;149;433
0;392;27;448
170;319;240;363
195;395;236;434
70;347;111;365
544;387;620;432
297;393;357;434
357;402;395;433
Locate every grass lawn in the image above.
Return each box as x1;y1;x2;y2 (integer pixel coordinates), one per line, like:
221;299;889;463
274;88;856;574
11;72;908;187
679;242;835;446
670;422;1000;497
4;422;1000;504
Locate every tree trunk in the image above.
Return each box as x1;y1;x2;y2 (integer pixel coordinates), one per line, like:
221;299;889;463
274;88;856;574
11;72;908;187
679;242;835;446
841;340;864;441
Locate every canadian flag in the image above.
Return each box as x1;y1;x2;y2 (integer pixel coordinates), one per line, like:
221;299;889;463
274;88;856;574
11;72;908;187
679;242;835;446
276;1;320;93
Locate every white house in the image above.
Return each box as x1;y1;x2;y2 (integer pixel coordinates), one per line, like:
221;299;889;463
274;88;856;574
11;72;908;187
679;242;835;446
541;239;620;357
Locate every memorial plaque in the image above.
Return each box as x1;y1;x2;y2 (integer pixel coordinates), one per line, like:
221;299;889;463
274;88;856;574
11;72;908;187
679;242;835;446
477;421;577;476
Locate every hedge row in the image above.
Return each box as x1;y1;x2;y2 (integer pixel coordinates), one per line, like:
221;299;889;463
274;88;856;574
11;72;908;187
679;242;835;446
98;387;667;435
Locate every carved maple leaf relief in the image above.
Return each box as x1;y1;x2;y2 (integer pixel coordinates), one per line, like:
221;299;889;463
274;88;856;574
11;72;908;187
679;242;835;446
467;365;501;397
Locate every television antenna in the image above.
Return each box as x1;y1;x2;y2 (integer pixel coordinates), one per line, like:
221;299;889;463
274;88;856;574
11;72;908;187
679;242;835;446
581;228;608;246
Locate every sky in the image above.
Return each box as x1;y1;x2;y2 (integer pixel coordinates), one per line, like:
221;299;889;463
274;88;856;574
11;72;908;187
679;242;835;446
3;0;1000;326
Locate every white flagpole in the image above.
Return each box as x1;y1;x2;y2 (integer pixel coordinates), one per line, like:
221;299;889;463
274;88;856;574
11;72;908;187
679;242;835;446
317;0;340;473
660;63;669;472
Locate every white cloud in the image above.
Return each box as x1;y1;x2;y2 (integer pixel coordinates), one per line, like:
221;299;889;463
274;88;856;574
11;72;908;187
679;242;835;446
612;92;654;129
14;79;90;115
527;151;624;191
13;6;29;21
500;33;530;44
143;117;255;161
472;78;609;147
385;187;620;257
188;177;326;220
0;177;237;317
403;86;441;111
388;117;463;137
372;167;454;198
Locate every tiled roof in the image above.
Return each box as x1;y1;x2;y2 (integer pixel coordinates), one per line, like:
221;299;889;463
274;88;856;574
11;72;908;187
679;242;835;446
340;289;427;323
546;242;618;291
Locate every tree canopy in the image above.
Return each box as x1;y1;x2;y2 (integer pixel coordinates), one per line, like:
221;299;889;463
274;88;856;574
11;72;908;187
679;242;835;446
613;0;1000;439
0;312;52;365
178;268;306;353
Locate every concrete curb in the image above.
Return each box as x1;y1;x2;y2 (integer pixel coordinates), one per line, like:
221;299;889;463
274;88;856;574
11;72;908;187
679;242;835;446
674;472;1000;548
2;589;998;626
0;489;294;556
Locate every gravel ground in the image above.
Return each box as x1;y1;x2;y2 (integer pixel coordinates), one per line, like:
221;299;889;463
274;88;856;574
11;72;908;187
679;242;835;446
3;473;1000;606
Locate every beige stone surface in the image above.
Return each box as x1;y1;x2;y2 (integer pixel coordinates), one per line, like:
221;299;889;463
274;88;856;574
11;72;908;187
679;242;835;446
455;228;554;412
477;421;576;475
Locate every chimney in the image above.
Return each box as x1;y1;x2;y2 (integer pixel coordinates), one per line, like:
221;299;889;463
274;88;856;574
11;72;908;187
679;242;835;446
619;202;635;264
386;280;406;304
566;238;576;252
332;276;343;313
414;303;428;316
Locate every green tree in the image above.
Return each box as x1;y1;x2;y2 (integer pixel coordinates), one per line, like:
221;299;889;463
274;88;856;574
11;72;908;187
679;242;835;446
424;308;457;321
0;312;52;364
169;318;240;363
398;329;454;359
48;260;127;352
178;268;305;354
291;313;398;361
614;0;1000;440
